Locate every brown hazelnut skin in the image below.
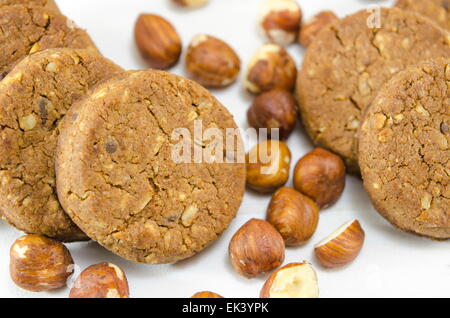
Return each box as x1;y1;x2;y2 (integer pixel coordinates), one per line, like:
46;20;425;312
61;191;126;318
185;34;241;88
69;262;129;298
299;11;338;47
191;291;224;298
246;140;291;193
10;234;74;292
229;219;285;278
244;43;297;94
267;187;319;246
134;13;182;69
293;148;346;209
247;89;298;140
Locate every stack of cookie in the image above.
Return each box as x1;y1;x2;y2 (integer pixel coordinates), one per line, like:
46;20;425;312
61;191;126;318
297;7;449;240
0;0;246;265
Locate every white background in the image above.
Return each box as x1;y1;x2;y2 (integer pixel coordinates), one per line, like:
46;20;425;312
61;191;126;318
0;0;449;298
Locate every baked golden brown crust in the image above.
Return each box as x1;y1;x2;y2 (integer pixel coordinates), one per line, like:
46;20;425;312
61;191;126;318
0;0;59;11
396;0;450;31
56;70;246;264
359;59;450;240
0;5;97;76
297;8;450;172
0;48;123;241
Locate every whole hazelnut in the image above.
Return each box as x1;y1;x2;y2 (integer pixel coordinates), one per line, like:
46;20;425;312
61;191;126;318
185;34;241;88
243;43;297;94
258;0;302;46
247;89;298;140
267;187;319;246
229;219;285;278
299;11;338;47
172;0;209;7
246;140;291;193
135;13;182;69
293;148;346;209
10;234;74;292
69;262;129;298
191;291;224;298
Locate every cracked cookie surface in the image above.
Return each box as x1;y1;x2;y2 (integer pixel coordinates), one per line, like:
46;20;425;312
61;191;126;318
0;5;97;76
0;48;123;241
0;0;59;11
297;8;450;172
55;70;246;264
359;58;450;240
396;0;450;31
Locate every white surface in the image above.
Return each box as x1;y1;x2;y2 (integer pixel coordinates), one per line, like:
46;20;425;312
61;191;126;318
0;0;449;298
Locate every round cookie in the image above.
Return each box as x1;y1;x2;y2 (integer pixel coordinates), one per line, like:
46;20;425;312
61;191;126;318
0;48;123;241
0;5;97;77
396;0;450;31
0;0;59;11
55;70;246;264
297;8;450;172
359;59;449;240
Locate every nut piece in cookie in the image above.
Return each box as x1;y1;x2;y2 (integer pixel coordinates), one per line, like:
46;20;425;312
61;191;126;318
185;34;241;88
267;187;319;246
315;220;365;268
10;234;74;292
299;11;338;47
135;14;182;69
247;89;298;140
258;0;302;46
293;148;346;208
69;262;129;298
229;219;285;278
246;140;291;193
244;43;297;94
260;262;319;298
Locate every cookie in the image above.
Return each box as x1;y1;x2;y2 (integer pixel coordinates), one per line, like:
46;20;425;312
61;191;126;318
395;0;450;31
55;70;246;264
297;8;450;172
0;48;123;242
0;5;97;77
0;0;59;11
359;59;450;240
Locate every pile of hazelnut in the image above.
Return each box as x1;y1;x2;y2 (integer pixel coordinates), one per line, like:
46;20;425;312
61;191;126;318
6;0;361;299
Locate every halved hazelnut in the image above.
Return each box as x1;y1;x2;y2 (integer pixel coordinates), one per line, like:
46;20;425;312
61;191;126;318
315;220;365;268
260;262;319;298
247;89;298;140
229;218;285;278
246;140;291;193
293;147;346;208
243;43;297;94
258;0;302;46
191;291;224;298
172;0;209;7
267;187;319;246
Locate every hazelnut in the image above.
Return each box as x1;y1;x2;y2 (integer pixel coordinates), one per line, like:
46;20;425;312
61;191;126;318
10;234;74;292
247;89;298;140
293;147;346;208
172;0;209;7
185;34;241;88
69;262;129;298
244;43;297;94
315;220;365;268
260;262;319;298
299;11;338;47
229;219;285;278
258;0;302;46
191;291;224;298
267;187;319;246
246;140;291;193
134;13;182;69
